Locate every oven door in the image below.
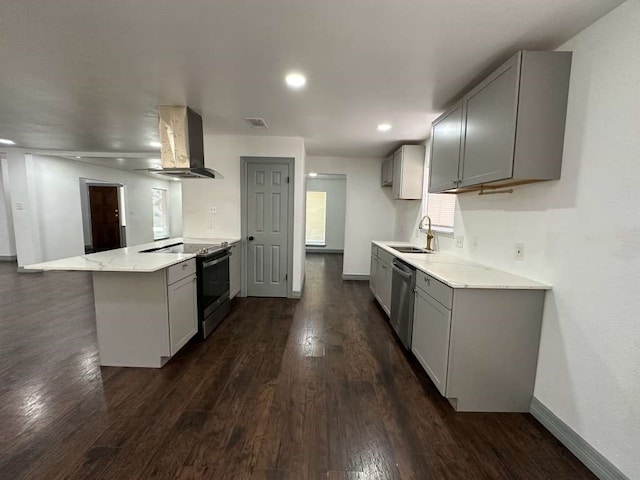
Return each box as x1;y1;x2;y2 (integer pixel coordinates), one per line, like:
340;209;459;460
201;251;231;320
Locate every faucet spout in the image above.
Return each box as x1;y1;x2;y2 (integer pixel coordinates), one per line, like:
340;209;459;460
419;215;434;251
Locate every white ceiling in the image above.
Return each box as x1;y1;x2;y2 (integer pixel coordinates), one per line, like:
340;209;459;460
0;0;624;163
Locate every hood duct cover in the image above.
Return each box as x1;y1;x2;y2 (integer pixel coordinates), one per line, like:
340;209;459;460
146;106;222;179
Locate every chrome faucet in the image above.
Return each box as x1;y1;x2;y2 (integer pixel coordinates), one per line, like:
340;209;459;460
419;215;435;251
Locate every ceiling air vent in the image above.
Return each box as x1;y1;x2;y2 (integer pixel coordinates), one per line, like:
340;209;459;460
245;117;269;129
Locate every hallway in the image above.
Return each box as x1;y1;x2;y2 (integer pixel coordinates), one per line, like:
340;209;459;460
0;254;593;479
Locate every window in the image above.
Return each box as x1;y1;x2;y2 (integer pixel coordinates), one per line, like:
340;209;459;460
152;188;169;240
305;191;327;246
422;152;456;232
423;193;456;231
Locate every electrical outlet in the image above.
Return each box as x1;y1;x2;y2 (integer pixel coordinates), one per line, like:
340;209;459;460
471;236;479;251
207;219;214;229
515;243;525;261
455;236;464;248
209;206;217;214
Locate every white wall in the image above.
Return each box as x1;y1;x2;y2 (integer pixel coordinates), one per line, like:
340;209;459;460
306;156;396;276
16;154;178;263
182;134;306;294
0;157;17;258
306;176;347;251
396;2;640;476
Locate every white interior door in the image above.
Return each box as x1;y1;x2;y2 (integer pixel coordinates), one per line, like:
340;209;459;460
246;162;289;297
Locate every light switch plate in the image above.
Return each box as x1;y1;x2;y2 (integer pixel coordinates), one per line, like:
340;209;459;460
455;236;464;248
515;243;525;261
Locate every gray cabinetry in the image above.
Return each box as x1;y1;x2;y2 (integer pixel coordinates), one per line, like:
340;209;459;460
369;243;392;316
429;50;572;193
381;155;394;187
93;258;198;368
413;286;452;395
459;54;519;187
391;145;426;199
412;273;546;412
429;101;463;192
167;272;197;355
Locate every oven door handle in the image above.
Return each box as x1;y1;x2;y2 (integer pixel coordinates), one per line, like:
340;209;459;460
202;253;231;269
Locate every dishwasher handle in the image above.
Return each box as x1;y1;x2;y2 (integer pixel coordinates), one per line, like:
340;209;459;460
392;263;413;278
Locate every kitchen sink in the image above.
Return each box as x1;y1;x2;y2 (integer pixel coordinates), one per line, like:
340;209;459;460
388;245;433;254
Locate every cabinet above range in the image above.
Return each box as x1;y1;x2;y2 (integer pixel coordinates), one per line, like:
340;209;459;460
429;50;572;194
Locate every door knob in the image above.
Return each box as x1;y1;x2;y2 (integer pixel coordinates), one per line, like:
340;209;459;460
247;236;254;241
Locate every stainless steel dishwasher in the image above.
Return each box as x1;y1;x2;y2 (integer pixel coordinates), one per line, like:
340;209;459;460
390;258;417;350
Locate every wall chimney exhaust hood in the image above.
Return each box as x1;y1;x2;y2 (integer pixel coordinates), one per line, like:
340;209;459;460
145;106;222;179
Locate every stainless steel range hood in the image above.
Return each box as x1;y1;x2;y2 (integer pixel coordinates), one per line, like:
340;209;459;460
146;106;222;179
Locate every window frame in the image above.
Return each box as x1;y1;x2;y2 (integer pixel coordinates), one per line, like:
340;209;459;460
421;147;456;235
151;188;170;241
305;190;328;247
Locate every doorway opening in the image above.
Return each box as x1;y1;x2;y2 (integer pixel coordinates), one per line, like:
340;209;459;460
80;179;126;253
305;174;346;254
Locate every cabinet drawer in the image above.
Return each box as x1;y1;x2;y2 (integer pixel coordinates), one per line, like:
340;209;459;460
167;258;196;285
416;272;453;308
371;244;378;257
378;248;394;266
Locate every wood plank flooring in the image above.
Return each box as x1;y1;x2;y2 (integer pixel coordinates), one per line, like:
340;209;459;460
0;254;595;479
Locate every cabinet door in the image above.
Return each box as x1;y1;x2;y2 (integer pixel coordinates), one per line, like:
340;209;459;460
429;101;463;193
391;149;403;199
381;156;393;187
369;254;378;293
167;274;197;355
412;288;452;395
379;260;393;315
229;244;241;298
460;53;520;187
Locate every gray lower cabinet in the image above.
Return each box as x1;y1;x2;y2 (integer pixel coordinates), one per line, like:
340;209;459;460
167;273;198;355
429;50;572;193
412;271;545;412
369;244;392;316
93;258;198;368
412;286;452;395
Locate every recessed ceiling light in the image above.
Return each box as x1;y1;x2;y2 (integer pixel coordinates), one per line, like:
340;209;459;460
308;172;318;177
0;138;16;145
117;158;125;163
377;124;392;132
285;73;306;89
150;141;162;148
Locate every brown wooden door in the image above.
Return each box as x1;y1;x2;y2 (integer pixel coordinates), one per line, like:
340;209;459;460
89;186;121;252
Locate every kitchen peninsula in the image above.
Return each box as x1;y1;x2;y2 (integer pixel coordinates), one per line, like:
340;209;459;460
27;237;240;368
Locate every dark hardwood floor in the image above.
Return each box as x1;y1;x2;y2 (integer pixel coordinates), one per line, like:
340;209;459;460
0;254;594;479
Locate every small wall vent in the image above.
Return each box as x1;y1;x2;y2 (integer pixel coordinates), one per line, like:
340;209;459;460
245;117;269;129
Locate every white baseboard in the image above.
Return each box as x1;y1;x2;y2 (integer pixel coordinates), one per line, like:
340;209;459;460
530;397;628;480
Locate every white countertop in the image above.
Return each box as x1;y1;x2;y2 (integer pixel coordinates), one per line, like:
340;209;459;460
373;241;551;290
25;237;241;273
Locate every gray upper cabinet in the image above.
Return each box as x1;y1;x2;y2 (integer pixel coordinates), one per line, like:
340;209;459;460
459;54;519;187
391;145;426;199
429;51;572;193
381;154;393;187
429;101;463;192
